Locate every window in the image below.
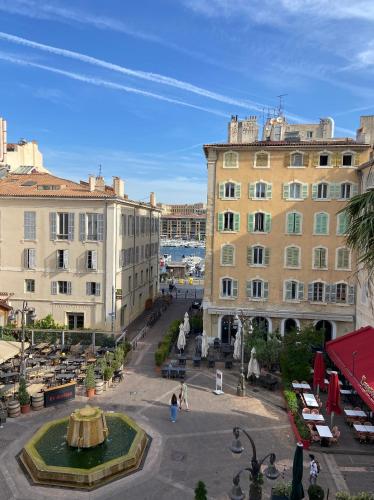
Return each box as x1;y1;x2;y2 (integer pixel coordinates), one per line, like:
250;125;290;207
223;151;239;168
314;212;329;235
225;182;235;198
336;248;350;270
87;213;102;241
311;282;324;302
284;280;304;301
86;250;97;270
286;212;302;234
57;213;69;240
249;181;272;199
128;275;132;292
291;152;304;167
141;270;144;284
247;212;271;233
342;153;353;167
246;279;269;299
24;211;36;240
313;247;327;269
336;283;347;303
86;282;101;296
283;182;308;200
51;281;72;295
24;248;36;269
224;212;234;231
285;246;300;267
306;131;313;139
67;313;84;329
254;212;264;232
255;182;266;199
56;249;69;270
219;181;241;199
221;278;238;298
337;212;348;235
254;151;269;168
221;244;235;265
290;182;301;199
25;279;35;293
319;154;330;167
50;212;74;241
317;182;329;200
218;212;239;232
340;183;351;199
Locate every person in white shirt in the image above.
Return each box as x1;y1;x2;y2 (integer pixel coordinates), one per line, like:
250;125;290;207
309;454;319;485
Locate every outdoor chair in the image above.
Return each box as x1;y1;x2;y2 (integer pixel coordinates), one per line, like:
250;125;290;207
213;338;221;350
302;407;311;414
311;409;319;415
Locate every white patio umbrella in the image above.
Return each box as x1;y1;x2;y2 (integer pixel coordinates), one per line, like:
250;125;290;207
247;347;260;379
183;312;190;336
177;323;186;352
201;330;208;358
233;329;241;360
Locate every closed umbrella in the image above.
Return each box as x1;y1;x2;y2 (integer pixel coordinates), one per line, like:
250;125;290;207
326;371;341;427
201;330;208;358
290;443;304;500
177;324;186;352
233;330;241;360
247;347;260;379
313;351;326;395
183;312;190;336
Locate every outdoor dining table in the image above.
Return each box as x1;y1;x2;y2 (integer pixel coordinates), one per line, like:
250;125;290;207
354;424;374;433
316;425;333;446
55;373;75;381
0;372;19;380
302;413;325;422
344;409;367;417
303;393;319;408
292;382;311;390
177;356;187;366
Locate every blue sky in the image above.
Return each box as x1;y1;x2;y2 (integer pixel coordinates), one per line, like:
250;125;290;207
0;0;374;203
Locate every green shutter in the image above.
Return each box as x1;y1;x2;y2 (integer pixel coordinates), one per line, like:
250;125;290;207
352;183;358;196
292;247;299;267
330;284;337;303
264;247;270;265
315;214;321;234
308;283;313;301
286;213;294;234
354;153;360;167
249;182;255;198
283;184;290;199
302;183;308;199
337;212;347;235
263;281;269;299
232;280;238;297
248;213;254;233
298;282;304;300
285;281;292;300
247;246;252;265
331;183;339;199
265;213;271;233
219;182;225;199
234;213;240;232
348;285;355;304
235;183;241;199
286;247;292;267
266;183;272;199
312;184;318;200
218;213;224;232
325;285;331;302
246;281;251;297
294;213;301;233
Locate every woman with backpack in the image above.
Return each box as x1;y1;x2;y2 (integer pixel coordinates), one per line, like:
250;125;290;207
309;454;320;484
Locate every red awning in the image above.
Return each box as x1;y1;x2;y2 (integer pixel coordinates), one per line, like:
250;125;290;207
326;326;374;411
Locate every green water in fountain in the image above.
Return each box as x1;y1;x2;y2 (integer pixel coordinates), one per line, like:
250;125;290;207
35;416;136;469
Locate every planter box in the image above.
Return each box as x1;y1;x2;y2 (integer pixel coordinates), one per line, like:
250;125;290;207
287;411;311;450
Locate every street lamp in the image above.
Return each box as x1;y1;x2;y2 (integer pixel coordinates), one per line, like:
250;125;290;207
234;314;253;397
8;301;36;378
229;426;279;500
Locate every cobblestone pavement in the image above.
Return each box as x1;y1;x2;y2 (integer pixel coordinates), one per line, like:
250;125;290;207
0;300;366;499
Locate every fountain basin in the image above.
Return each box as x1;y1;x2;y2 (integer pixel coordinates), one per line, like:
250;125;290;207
20;412;148;490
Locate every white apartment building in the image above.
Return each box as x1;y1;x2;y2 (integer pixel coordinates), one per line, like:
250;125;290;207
0;172;160;331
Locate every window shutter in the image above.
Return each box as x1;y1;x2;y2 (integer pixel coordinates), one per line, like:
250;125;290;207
348;285;355;304
337;213;347;235
286;247;292;267
118;250;122;268
249;183;255;198
285;281;292;300
95;283;101;296
233;213;240;231
67;282;72;295
248;213;254;232
29;248;36;269
79;213;86;241
303;153;309;167
265;213;271;233
232;280;238;297
51;281;57;295
218;213;224;232
292;247;299;267
283;184;290;199
24;249;29;268
263;281;269;299
352;183;358;196
235;183;241;199
55;250;60;269
266;183;272;199
91;250;97;270
97;214;104;241
286;213;294;234
246;280;252;297
333;152;340;167
86;282;91;295
63;249;69;269
68;213;74;241
219;182;225;199
331;183;339;199
313;153;319;166
302;183;308;199
321;214;328;234
50;212;57;240
308;283;313;301
325;284;331;303
247;247;252;265
284;153;290;167
264;247;270;265
298;282;304;301
330;284;337;303
294;213;301;233
312;184;317;200
354;153;360;167
24;211;36;240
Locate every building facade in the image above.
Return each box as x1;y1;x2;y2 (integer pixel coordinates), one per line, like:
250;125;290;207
0;173;160;331
203;115;372;343
158;202;206;240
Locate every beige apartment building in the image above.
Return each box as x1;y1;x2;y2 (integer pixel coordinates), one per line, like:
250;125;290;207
0;172;160;331
203;114;373;343
158;202;207;240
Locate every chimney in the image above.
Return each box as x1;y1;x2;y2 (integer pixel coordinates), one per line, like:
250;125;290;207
95;176;105;191
88;175;96;191
113;176;125;197
150;192;156;207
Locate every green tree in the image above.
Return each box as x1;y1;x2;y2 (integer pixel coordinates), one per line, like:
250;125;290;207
18;377;30;405
33;314;64;329
194;481;208;500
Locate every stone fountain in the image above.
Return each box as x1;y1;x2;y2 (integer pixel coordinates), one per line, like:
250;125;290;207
20;405;148;490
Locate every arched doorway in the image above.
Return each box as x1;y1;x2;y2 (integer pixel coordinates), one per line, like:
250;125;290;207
252;317;270;339
284;318;298;335
315;320;333;343
220;315;238;344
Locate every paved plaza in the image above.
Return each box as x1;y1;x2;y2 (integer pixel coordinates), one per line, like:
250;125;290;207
0;300;369;499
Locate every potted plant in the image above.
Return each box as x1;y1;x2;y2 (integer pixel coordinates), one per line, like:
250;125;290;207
271;481;292;500
308;484;325;500
85;365;96;398
104;366;114;387
18;377;31;413
194;481;208;500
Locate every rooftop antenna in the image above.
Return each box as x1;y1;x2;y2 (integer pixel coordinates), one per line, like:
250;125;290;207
277;94;288;117
98;164;102;177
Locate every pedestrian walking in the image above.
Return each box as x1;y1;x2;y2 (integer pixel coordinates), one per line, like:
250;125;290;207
309;454;319;485
179;380;189;411
170;393;178;423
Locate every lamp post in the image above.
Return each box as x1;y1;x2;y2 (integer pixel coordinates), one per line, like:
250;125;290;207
234;314;253;397
229;426;279;500
8;301;36;378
